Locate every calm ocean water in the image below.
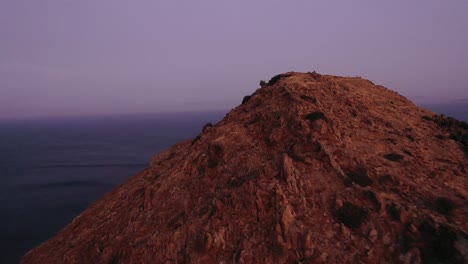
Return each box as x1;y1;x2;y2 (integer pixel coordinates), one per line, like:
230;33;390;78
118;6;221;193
0;112;224;264
421;102;468;122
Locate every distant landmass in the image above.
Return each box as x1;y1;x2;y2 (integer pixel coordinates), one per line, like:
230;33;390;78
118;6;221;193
22;72;467;263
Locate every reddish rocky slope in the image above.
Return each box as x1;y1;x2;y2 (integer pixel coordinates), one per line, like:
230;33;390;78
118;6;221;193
22;72;467;263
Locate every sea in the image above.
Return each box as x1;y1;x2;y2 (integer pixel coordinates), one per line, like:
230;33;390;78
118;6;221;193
0;111;225;264
0;105;466;263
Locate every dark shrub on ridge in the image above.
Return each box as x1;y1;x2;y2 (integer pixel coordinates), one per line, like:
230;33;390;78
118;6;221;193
242;95;251;105
267;74;284;86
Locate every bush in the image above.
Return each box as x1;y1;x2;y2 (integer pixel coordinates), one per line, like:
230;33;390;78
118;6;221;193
403;150;413;156
429;114;468;154
417;221;462;263
384;153;404;162
421;116;433;121
191;135;201;145
267;74;284;86
460;121;468;129
305;111;328;122
387;203;400;221
241;95;251;105
308;71;321;79
202;123;213;132
300;94;317;103
259;80;267;86
363;190;381;209
406;134;415;142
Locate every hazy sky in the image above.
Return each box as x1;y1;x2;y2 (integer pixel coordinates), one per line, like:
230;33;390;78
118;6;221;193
1;0;467;119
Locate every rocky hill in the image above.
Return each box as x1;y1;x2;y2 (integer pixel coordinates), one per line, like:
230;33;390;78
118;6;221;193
22;72;467;263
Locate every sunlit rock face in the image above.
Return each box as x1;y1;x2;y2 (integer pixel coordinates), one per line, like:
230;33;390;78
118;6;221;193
22;72;467;264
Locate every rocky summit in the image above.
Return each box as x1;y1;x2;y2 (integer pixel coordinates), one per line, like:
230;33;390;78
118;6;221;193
22;72;467;263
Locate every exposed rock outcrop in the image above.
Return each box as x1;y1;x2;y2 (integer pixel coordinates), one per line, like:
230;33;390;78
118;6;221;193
22;72;467;263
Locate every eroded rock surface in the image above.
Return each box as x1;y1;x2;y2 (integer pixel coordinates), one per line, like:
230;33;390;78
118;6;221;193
22;72;467;263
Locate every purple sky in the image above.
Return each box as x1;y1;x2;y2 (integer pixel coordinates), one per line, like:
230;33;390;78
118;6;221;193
1;0;467;119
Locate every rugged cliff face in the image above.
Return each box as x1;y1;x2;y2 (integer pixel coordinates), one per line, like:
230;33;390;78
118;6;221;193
22;72;467;263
